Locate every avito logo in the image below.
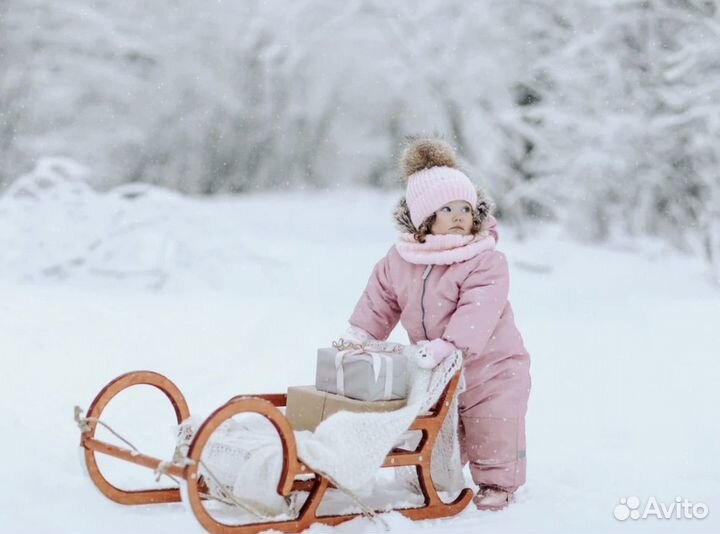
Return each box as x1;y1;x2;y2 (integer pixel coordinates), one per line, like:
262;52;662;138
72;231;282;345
614;496;709;521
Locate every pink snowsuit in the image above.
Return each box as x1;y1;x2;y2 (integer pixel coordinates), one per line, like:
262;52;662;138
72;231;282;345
349;221;531;492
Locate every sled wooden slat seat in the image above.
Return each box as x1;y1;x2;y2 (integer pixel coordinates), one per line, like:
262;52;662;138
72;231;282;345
79;369;473;534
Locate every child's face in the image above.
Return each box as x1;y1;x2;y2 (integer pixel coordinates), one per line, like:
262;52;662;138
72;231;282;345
430;200;474;236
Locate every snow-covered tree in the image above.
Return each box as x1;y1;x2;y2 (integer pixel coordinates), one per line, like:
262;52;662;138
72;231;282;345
1;0;719;275
512;0;719;270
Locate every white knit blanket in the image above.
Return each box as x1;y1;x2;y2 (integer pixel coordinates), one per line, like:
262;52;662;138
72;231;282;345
177;352;465;517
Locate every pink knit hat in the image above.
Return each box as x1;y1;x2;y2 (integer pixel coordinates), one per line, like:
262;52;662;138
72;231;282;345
401;138;477;229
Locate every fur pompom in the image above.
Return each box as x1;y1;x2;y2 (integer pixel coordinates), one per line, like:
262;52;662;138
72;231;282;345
400;137;458;179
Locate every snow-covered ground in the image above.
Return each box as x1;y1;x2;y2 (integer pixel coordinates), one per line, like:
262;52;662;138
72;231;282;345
1;177;718;533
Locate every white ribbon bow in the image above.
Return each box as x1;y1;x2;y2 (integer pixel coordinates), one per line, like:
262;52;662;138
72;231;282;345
334;348;394;400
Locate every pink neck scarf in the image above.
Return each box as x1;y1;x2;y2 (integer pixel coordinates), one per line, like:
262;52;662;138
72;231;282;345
394;232;496;265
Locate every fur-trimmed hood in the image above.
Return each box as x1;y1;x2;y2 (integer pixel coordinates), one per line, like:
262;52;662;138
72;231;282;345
392;188;494;235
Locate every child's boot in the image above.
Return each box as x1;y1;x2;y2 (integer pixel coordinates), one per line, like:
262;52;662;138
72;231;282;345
473;484;512;511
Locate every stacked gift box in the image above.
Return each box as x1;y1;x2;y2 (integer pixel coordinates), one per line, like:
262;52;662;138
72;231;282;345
285;343;410;432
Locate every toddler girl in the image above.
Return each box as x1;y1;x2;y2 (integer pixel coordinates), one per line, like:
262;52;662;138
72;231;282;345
345;137;531;511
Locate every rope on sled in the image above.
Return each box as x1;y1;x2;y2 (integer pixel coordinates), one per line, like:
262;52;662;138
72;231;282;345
316;468;390;531
74;406;142;455
74;405;184;486
74;406;283;518
173;441;276;518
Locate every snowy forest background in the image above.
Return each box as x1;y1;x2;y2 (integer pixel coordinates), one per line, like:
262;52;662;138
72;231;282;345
1;0;719;283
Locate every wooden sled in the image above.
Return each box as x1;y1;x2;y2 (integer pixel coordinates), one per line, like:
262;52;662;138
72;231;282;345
78;370;473;534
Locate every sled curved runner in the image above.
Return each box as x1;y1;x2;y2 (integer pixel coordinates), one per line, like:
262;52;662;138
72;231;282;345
79;370;473;534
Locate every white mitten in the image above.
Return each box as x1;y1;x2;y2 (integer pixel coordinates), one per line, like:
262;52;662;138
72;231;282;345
340;324;374;345
405;339;457;369
404;343;436;369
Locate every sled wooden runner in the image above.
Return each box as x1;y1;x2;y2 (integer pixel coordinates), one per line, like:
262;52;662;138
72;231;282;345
78;370;473;534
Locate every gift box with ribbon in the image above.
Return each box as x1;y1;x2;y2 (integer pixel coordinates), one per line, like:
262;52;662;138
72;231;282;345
314;341;409;401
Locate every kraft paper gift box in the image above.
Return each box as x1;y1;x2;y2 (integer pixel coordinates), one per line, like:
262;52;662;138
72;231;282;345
285;385;407;432
315;347;409;401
